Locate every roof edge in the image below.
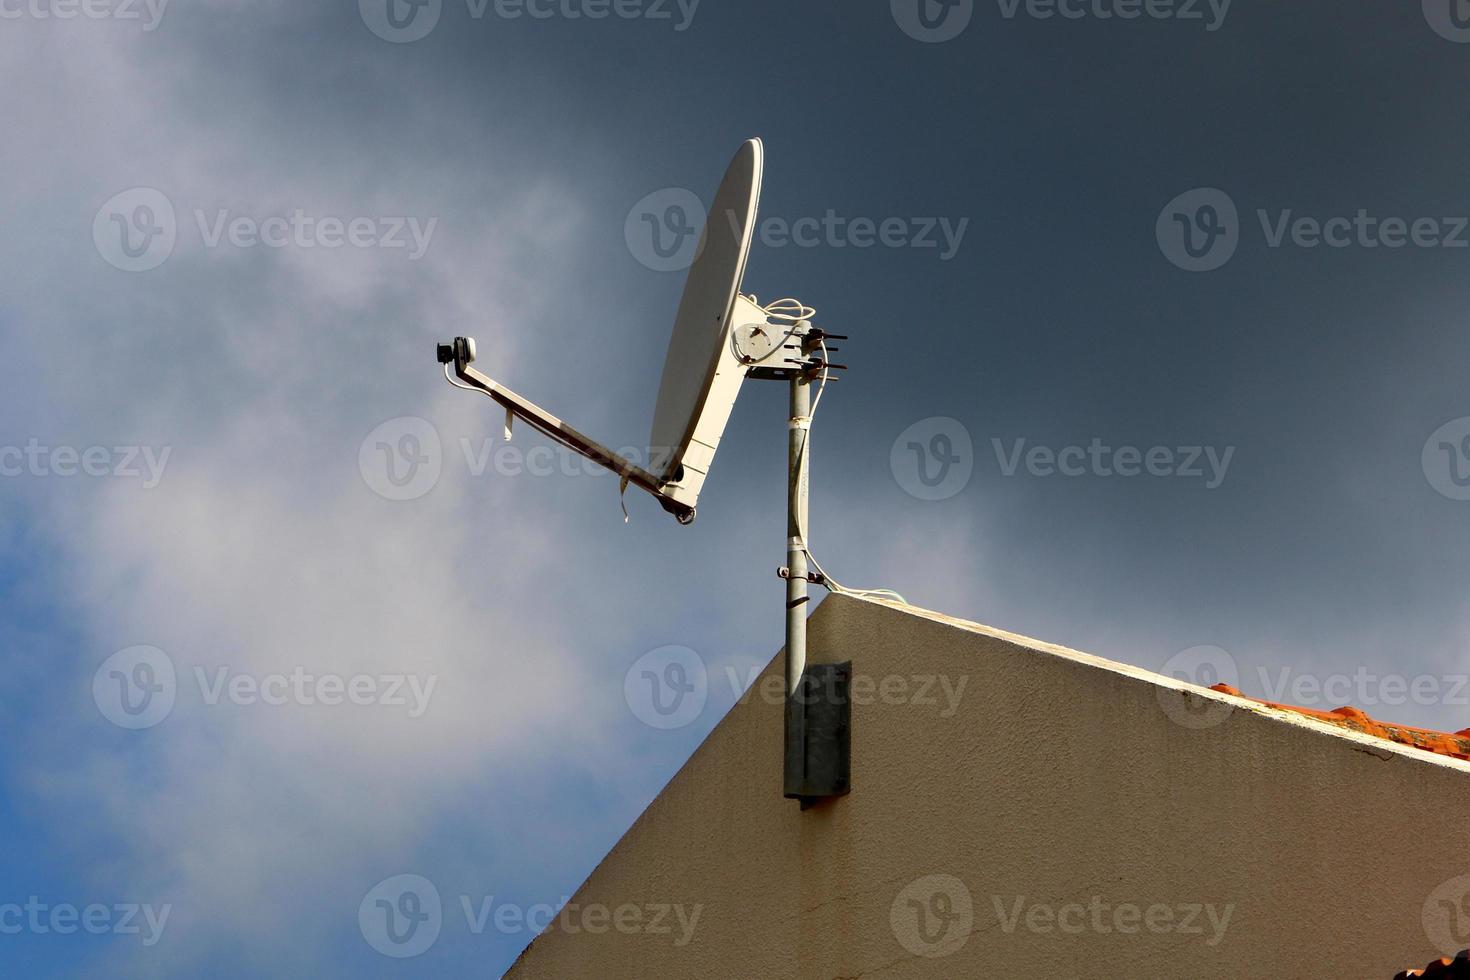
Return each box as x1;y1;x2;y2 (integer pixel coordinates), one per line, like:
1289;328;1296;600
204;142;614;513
844;595;1470;774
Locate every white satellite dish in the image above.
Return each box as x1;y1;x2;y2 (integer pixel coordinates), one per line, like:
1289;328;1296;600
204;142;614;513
439;138;783;525
438;138;867;803
647;138;762;508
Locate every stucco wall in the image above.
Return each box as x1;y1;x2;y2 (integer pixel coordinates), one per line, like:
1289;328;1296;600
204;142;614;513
505;594;1470;978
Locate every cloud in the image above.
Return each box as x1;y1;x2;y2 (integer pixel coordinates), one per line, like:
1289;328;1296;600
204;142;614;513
0;15;653;975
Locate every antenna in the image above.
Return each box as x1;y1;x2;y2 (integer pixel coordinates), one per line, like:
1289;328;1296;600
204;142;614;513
436;138;851;804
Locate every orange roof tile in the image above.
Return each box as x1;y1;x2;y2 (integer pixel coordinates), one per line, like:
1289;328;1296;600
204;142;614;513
1207;684;1470;762
1392;948;1470;978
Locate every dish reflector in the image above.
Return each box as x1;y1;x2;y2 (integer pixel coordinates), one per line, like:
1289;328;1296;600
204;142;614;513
438;138;772;524
648;139;763;505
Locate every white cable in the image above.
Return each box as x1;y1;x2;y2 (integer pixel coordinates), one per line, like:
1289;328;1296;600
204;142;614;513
783;325;906;605
444;362;480;392
761;297;816;323
731;296;812;365
809;339;830;418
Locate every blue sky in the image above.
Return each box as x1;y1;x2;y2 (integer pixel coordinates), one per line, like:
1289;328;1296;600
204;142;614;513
3;0;1470;975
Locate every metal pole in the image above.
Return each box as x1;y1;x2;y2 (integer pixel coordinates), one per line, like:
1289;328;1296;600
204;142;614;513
786;370;810;695
782;367;810;799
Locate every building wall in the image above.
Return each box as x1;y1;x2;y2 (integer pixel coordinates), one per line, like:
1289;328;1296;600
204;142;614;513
506;594;1470;979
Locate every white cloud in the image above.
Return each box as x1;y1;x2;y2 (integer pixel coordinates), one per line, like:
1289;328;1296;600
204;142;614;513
0;18;651;974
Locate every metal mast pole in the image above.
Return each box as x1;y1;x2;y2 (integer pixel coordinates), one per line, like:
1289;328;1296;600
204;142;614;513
782;363;813;801
785;369;811;697
781;329;849;806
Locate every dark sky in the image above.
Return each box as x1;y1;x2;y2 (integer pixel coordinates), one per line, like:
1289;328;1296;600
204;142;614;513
3;0;1469;975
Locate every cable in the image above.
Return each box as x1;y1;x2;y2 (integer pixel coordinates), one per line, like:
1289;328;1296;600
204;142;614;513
443;362;480;392
809;339;830;418
782;322;906;605
761;297;816;323
731;296;812;365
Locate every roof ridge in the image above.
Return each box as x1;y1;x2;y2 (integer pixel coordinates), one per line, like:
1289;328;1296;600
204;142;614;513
1208;684;1470;762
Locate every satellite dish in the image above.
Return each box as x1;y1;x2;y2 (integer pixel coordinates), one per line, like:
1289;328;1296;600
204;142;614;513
437;138;868;804
437;139;779;525
647;138;763;506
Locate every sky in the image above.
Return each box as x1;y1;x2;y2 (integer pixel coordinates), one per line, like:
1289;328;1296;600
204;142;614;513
2;0;1470;975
